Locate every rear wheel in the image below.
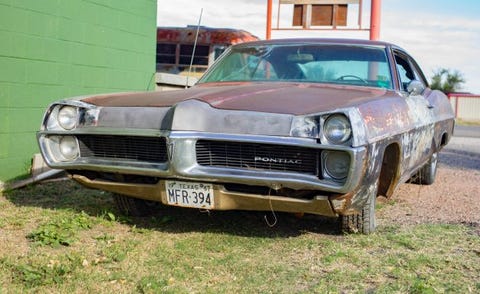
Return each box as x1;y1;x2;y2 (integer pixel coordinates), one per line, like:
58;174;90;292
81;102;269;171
113;194;160;216
340;182;377;234
411;152;438;185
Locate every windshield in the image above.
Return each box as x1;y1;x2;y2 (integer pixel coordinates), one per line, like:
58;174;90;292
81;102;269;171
199;43;393;89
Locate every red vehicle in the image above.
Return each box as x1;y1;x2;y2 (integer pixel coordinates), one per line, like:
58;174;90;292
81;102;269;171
156;26;259;76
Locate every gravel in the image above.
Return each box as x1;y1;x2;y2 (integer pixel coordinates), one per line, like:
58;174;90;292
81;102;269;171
378;136;480;231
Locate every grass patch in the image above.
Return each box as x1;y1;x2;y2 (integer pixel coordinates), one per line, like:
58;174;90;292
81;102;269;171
0;180;479;292
27;211;95;247
456;118;480;126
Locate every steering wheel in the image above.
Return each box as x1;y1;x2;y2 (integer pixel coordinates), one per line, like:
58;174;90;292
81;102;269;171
336;75;368;84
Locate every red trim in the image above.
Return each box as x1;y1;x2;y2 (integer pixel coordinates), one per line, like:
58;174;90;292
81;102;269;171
266;0;272;40
369;0;381;40
448;93;480;98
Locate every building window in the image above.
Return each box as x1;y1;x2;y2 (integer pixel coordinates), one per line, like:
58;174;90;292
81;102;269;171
293;4;348;27
179;45;209;66
156;44;176;64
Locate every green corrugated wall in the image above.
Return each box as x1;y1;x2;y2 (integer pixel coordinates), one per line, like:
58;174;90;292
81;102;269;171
0;0;157;185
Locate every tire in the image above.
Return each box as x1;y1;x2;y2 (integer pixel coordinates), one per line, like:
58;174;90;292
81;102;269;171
411;152;438;185
113;194;159;216
340;182;377;234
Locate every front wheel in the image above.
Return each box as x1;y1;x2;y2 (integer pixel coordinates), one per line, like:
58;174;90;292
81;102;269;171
340;182;377;234
113;194;160;216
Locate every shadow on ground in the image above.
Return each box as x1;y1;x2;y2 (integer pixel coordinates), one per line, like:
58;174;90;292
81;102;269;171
4;179;341;238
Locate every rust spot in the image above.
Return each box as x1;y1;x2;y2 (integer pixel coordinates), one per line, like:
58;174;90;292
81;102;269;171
157;26;259;45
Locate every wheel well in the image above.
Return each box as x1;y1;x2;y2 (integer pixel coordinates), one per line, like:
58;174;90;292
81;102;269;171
440;132;449;147
378;143;400;198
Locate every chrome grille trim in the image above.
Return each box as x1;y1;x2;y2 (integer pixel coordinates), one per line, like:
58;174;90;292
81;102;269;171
77;135;167;164
196;140;319;175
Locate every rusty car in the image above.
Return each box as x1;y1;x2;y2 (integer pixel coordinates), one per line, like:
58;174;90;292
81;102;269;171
37;38;455;233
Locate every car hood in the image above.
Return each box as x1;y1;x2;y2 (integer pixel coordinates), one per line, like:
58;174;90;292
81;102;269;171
82;82;390;115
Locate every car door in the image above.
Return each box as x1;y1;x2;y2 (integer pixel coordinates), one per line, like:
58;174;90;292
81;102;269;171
393;50;436;172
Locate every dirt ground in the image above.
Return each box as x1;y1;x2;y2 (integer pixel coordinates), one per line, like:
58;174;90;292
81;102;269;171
378;136;480;232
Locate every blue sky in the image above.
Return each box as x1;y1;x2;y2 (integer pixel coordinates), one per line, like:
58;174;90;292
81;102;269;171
157;0;480;93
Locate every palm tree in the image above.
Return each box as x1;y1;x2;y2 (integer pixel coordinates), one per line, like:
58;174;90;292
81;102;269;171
430;68;466;94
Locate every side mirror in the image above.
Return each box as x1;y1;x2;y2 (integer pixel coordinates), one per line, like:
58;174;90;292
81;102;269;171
407;80;425;96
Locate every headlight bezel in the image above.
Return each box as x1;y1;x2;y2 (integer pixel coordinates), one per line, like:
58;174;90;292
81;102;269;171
290;116;319;138
290;112;353;145
44;104;81;131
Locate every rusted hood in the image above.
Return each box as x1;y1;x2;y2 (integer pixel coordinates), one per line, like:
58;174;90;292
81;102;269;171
83;82;390;115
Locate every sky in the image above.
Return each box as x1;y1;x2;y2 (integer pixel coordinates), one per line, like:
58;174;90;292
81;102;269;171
157;0;480;93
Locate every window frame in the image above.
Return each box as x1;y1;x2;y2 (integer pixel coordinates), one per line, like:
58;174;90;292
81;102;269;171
392;49;428;92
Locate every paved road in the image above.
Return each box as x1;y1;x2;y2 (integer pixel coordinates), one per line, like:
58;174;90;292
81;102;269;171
441;125;480;170
454;125;480;138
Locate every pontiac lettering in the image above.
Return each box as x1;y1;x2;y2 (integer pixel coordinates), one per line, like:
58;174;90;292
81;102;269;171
254;156;302;165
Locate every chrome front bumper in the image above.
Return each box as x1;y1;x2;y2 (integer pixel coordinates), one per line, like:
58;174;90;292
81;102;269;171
39;131;368;194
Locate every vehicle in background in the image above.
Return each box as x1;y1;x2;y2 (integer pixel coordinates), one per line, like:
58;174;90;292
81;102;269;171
156;26;259;77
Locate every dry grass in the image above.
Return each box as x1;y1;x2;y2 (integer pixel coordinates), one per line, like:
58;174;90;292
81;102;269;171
0;180;479;293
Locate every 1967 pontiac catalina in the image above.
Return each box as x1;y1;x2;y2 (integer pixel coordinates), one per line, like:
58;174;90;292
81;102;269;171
37;38;454;233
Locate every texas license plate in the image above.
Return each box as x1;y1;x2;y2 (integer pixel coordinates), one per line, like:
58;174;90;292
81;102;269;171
165;181;214;209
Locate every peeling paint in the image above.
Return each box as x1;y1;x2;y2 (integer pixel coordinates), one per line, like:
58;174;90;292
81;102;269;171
157;26;259;45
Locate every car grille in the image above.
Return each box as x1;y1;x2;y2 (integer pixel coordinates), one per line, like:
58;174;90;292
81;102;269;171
196;140;319;175
77;135;168;163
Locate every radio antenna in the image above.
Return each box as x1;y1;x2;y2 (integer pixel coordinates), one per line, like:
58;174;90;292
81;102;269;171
186;8;203;89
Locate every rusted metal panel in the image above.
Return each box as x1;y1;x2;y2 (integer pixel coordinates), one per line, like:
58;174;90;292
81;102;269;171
157;26;259;46
82;82;388;116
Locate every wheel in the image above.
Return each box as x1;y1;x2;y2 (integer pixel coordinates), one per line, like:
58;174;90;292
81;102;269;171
411;152;438;185
340;182;377;234
113;194;160;216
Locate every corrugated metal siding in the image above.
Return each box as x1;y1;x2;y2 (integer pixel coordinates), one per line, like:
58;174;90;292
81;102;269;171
449;95;480;121
457;97;480;120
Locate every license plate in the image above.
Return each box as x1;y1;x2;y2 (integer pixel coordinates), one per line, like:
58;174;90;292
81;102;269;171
165;181;214;209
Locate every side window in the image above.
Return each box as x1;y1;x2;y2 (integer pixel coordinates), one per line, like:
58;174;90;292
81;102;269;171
394;52;425;92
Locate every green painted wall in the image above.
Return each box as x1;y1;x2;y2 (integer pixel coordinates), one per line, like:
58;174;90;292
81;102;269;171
0;0;157;184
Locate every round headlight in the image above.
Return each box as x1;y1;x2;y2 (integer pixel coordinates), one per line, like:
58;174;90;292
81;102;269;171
59;136;79;160
323;151;350;180
323;114;351;144
57;106;77;130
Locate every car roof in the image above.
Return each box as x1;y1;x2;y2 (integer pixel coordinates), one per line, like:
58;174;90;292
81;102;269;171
234;38;401;50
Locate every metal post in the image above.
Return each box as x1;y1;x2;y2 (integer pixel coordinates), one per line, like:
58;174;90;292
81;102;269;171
266;0;272;39
369;0;381;40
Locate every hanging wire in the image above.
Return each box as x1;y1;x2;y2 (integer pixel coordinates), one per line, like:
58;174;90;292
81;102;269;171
264;188;278;227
